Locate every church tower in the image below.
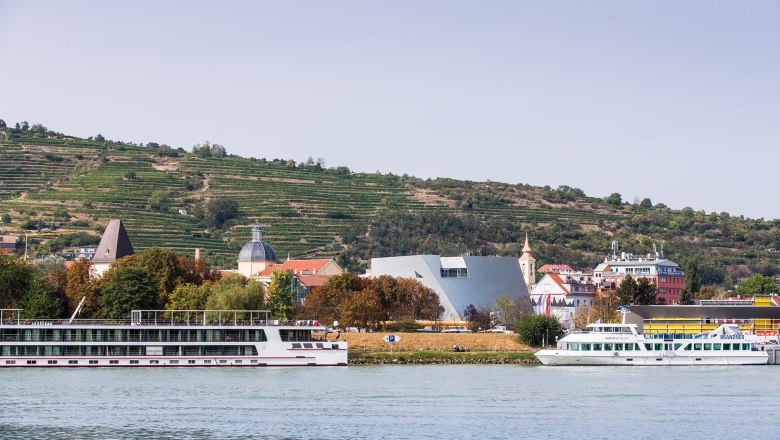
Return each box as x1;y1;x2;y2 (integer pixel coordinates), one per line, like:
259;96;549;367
237;225;276;278
518;233;536;291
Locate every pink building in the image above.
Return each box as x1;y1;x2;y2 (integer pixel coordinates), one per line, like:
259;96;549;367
594;252;685;304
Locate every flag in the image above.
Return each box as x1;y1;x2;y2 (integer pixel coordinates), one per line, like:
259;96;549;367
545;293;551;317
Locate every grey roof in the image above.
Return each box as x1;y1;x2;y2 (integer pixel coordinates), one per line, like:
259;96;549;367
91;219;134;263
370;255;530;321
238;225;276;262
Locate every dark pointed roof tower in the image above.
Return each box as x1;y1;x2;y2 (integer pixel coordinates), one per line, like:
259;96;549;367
92;219;135;264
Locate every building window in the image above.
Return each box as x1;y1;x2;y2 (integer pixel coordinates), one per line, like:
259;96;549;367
440;268;468;278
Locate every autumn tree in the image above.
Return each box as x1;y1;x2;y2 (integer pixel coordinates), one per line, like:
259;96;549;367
300;272;365;325
463;303;492;331
573;304;599;330
65;259;93;314
178;256;217;285
340;287;384;332
594;290;621;323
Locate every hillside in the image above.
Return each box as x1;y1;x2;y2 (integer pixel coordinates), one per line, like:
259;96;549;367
0;124;778;286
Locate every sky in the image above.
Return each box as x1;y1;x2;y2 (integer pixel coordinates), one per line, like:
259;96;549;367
1;1;778;219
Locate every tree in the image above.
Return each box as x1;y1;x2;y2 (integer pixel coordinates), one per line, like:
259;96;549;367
696;285;725;300
100;267;160;319
0;255;38;308
65;259;93;314
616;275;638;304
138;247;182;305
166;283;211;311
0;119;6;129
20;121;29;131
463;303;492;331
594;290;621;323
639;198;653;209
340;288;384;332
734;274;779;297
267;269;296;320
147;190;172;212
678;288;695;305
495;295;532;329
573;304;599;330
516;314;564;347
205;274;264;310
19;277;63;319
300;272;364;325
684;259;702;295
194;198;239;229
177;256;217;285
604;192;623;206
30;123;47;134
635;277;658;305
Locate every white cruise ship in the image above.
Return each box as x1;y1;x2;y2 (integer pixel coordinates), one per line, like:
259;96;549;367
536;322;768;366
0;309;347;367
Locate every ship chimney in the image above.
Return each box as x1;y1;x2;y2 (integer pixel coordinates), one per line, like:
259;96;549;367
195;248;201;261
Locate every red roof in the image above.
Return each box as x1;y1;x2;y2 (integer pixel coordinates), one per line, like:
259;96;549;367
257;259;333;277
538;264;574;273
548;273;571;295
296;275;332;288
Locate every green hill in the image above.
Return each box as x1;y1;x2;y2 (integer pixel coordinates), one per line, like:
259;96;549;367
1;123;778;287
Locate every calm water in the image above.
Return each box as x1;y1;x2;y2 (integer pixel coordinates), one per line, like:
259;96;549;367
0;365;777;439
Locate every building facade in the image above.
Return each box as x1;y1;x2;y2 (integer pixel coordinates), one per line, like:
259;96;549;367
594;252;685;304
530;271;597;330
370;255;530;321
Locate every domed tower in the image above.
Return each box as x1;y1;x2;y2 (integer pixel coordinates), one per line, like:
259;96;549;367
518;232;536;291
237;225;276;277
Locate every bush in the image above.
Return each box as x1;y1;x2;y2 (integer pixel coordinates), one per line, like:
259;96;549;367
516;314;564;347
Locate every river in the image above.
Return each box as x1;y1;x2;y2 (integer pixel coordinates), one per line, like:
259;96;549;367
0;365;776;439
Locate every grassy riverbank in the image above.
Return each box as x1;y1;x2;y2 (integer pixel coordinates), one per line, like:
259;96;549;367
328;331;541;364
349;350;540;365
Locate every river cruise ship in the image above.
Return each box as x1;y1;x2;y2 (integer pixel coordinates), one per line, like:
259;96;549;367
0;309;347;367
536;322;768;366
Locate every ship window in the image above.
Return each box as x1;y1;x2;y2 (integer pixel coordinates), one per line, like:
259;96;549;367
150;360;159;364
89;360;98;365
188;360;196;364
130;360;139;364
569;343;579;351
654;344;662;351
614;343;624;351
251;360;258;364
713;344;721;351
645;343;653;350
5;360;15;365
303;343;313;349
625;344;633;351
581;343;591;351
674;344;682;350
604;343;613;351
723;344;731;351
694;343;702;350
594;343;603;351
204;360;211;364
109;360;119;364
742;343;750;350
47;360;57;365
235;360;242;364
704;344;712;350
684;344;692;351
219;360;227;364
169;360;179;364
27;360;37;365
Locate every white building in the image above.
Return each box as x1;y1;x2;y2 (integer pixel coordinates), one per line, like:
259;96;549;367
530;271;596;330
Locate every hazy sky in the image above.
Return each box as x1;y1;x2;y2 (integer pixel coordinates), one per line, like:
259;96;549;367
1;1;778;219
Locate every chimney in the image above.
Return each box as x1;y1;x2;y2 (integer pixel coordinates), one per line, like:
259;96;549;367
195;248;201;261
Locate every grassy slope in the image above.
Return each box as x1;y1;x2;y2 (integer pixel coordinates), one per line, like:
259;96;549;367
1;128;778;283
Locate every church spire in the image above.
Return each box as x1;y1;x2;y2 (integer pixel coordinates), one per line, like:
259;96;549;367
522;232;531;254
